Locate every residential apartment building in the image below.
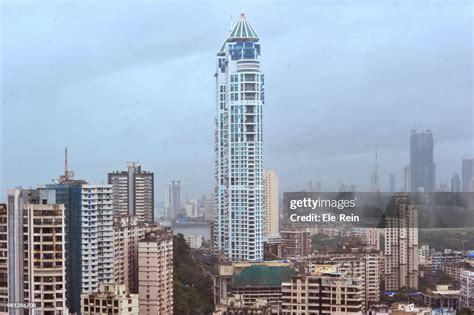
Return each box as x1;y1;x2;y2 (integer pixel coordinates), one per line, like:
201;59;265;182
138;228;173;314
5;189;68;315
81;283;139;315
113;215;147;294
280;229;311;258
264;170;279;238
384;193;419;290
81;184;114;294
108;162;154;223
281;272;364;314
460;269;474;309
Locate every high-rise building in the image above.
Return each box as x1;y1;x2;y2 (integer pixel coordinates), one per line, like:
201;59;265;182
5;189;68;314
81;184;114;294
462;159;474;192
164;180;180;219
451;174;461;192
370;148;380;192
113;215;147;294
213;13;265;262
108;162;154;223
365;228;381;251
384;193;419;290
460;269;474;309
0;204;6;314
45;179;86;314
138;228;173;314
81;283;139;315
264;170;279;238
281;271;364;314
390;173;396;193
185;199;199;218
408;129;435;192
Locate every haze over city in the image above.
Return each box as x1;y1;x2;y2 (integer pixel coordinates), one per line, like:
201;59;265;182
1;1;472;199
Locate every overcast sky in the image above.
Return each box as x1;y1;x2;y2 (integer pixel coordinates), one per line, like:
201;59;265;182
1;0;473;205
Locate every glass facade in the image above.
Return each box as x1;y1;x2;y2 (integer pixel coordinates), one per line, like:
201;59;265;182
46;183;83;314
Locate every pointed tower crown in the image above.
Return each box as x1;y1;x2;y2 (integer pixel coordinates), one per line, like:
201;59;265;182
218;13;259;55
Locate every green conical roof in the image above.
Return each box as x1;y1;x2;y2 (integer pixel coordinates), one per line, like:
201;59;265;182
217;13;259;55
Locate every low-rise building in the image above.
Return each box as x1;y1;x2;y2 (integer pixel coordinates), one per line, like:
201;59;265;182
81;283;139;314
281;272;364;314
422;285;460;310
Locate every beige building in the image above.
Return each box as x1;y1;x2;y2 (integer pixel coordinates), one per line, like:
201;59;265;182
308;251;381;307
138;228;173;314
5;189;69;315
113;215;147;294
280;229;311;258
365;228;381;251
81;283;139;314
384;193;419;291
264;170;279;238
281;272;364;315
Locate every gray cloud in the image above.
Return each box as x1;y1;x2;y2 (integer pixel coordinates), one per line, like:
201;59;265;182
1;0;472;203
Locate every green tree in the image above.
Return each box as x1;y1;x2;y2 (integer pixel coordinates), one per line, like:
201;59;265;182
173;234;214;315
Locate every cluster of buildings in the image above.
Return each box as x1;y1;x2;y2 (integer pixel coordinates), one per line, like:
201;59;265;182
0;160;173;315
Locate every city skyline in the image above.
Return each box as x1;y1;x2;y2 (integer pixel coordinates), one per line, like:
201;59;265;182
1;1;472;198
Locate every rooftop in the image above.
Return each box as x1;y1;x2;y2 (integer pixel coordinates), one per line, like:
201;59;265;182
233;265;295;287
217;13;259;55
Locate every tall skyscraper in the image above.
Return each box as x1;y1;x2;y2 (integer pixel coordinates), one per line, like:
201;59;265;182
5;189;68;314
389;173;395;193
462;158;474;192
213;13;265;262
108;162;154;223
263;170;279;238
384;193;419;290
81;184;114;294
408;129;435;192
138;228;173;314
0;204;6;314
451;174;461;192
164;180;180;219
370;148;380;192
46;179;86;314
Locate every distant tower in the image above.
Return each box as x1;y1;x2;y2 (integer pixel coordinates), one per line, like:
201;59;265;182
451;174;461;192
389;173;395;193
108;163;154;223
213;13;264;261
408;129;435;192
164;180;181;219
370;147;380;192
462;158;474;192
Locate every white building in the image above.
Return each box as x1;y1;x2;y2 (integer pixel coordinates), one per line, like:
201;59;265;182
263;169;279;238
213;12;265;262
184;234;204;249
460;269;474;309
81;184;114;293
